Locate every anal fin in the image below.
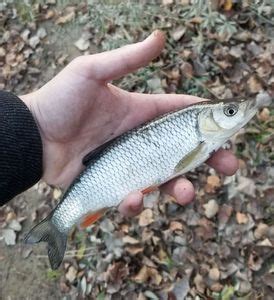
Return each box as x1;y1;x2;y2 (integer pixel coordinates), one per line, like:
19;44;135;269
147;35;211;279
80;208;108;228
142;185;158;195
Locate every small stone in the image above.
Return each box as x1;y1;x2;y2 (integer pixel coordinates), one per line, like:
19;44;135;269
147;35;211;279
8;219;22;232
37;27;47;39
74;36;90;51
29;36;40;48
20;29;30;42
2;229;16;245
203;199;219;219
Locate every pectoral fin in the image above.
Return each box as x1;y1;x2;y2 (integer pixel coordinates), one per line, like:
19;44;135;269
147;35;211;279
174;142;206;174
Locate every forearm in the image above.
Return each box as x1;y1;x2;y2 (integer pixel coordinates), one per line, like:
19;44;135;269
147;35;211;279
0;91;43;205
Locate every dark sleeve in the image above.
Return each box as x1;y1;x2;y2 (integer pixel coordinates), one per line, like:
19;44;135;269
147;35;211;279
0;91;43;206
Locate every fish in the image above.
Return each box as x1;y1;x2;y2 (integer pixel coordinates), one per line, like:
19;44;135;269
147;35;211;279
24;95;271;269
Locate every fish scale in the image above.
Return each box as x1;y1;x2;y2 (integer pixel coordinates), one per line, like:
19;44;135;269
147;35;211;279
25;96;270;269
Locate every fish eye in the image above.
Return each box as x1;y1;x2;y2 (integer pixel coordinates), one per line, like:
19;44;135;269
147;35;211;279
224;104;238;117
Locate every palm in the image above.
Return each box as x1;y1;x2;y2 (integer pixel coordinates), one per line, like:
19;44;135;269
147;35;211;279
22;31;238;216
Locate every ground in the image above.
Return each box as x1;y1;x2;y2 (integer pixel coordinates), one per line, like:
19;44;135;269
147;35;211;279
0;1;274;300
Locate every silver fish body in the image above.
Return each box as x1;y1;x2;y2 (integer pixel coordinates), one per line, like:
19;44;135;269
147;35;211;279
25;96;271;269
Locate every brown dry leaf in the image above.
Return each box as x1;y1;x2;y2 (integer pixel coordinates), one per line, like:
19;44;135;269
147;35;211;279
236;212;249;224
205;175;221;193
55;11;75;25
223;0;233;11
258;108;270;121
171;27;186;41
237;176;256;197
194;273;206;294
247;76;262;93
254;223;269;239
139;209;154;226
248;252;263;271
203;199;219;219
132;265;149;283
125;245;143;255
208;267;220;281
216;60;232;69
122;235;140;245
148;268;162;285
169;221;183;231
162;0;173;4
218;204;233;230
65;265;77;283
53;188;62;200
132;265;162;285
263;274;274;289
180;62;193;78
107;262;129;284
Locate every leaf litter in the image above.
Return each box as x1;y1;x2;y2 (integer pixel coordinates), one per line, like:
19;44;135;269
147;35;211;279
0;0;274;299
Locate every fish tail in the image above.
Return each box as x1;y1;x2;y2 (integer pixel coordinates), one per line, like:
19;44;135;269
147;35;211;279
24;214;67;270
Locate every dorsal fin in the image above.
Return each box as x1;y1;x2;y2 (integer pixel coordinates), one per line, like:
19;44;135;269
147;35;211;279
82;138;117;166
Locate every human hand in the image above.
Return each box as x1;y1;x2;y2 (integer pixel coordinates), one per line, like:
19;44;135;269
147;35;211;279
21;31;238;216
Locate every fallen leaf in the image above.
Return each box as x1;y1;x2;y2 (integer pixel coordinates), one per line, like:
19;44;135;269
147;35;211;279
218;204;233;230
168;277;190;299
247;76;262;93
56;11;75;25
254;223;269;239
263;274;274;289
205;175;221;193
169;221;183;231
229;45;244;58
258;108;270;121
208;267;220;281
248;252;263;271
223;0;233;11
203;199;219;219
162;0;173;4
236;212;248;224
122;235;140;244
194;273;206;294
74;39;90;51
66;265;77;283
237;176;256;197
132;265;149;283
139;209;154;226
171;27;186;41
125;245;143;255
53;188;62;200
180;61;193;77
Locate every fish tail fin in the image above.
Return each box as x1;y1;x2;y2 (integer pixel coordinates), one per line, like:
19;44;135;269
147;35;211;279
24;214;67;270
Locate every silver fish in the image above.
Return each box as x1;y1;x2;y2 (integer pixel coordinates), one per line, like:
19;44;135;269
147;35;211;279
25;96;270;269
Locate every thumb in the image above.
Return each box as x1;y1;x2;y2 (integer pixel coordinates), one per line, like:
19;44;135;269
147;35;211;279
83;30;165;82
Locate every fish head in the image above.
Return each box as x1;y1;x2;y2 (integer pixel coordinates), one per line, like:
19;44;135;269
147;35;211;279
198;95;272;141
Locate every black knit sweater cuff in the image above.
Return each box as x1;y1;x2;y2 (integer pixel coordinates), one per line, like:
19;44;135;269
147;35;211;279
0;91;43;205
